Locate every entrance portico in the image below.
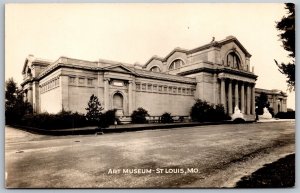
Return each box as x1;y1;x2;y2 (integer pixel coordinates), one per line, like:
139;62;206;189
219;73;256;119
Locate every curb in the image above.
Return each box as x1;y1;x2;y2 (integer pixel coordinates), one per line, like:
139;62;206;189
8;121;255;136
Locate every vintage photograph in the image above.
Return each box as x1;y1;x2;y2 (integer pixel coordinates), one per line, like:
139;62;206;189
5;3;295;188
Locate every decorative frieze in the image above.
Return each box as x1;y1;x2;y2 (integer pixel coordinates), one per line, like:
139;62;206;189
40;76;60;94
68;76;95;87
135;81;195;96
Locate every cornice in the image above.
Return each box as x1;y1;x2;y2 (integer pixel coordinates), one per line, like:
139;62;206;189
177;67;257;79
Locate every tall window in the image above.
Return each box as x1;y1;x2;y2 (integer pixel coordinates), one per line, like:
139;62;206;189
150;66;161;72
169;59;184;70
113;93;123;109
227;52;241;69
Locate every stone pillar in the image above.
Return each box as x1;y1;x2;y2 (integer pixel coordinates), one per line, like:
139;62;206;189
241;82;245;113
234;81;239;110
220;78;226;113
128;80;133;115
27;85;33;105
252;84;256;115
273;96;278;114
213;73;218;104
32;81;40;113
60;75;69;111
228;80;233;114
104;78;110;111
246;84;251;115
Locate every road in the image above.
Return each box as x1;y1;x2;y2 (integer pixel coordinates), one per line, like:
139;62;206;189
5;121;295;188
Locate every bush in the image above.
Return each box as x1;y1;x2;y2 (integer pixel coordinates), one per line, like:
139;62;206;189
98;109;117;128
131;108;149;124
275;111;295;119
161;112;174;123
190;99;228;122
20;110;92;130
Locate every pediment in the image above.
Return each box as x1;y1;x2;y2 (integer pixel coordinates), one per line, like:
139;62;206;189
220;37;252;57
103;64;136;75
22;59;30;74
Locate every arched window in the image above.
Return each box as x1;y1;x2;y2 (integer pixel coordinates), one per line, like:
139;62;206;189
113;93;123;109
227;52;241;69
150;66;161;72
169;59;184;70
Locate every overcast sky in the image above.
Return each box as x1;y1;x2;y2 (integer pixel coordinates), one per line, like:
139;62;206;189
5;3;295;109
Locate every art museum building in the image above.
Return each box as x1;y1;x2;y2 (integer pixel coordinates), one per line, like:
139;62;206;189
21;36;288;121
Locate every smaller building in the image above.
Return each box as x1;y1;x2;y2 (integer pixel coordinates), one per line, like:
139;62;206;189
255;88;288;114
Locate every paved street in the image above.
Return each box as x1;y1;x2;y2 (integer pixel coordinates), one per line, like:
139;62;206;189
5;121;295;188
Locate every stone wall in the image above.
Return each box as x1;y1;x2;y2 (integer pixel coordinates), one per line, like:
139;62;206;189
39;70;62;113
135;92;195;116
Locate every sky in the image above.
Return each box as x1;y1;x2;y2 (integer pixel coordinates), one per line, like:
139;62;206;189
5;3;295;109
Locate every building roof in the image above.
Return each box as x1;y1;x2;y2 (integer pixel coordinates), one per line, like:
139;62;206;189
143;35;252;67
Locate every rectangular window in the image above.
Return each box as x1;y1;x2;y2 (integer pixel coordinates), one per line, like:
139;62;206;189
158;85;162;92
148;84;152;91
136;83;140;90
87;79;93;85
164;86;167;92
153;85;157;91
182;88;186;94
79;78;85;84
178;88;181;94
187;88;190;94
142;84;146;90
173;87;177;94
69;77;76;84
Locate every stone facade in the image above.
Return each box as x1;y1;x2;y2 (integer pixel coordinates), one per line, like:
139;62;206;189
255;88;287;114
20;36;288;121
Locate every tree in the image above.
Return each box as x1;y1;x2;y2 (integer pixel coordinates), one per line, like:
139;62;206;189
274;3;295;91
255;92;270;115
5;78;33;124
85;94;103;122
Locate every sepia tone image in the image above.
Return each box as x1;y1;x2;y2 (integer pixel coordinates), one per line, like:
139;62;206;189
5;3;295;188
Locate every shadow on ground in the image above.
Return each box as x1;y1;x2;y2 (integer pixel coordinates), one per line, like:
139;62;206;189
235;154;295;188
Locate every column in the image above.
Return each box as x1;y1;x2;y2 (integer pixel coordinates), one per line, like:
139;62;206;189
213;73;218;104
246;84;251;114
234;81;239;110
228;80;233;114
252;84;256;115
220;78;226;113
128;80;133;115
241;82;245;113
60;75;69;111
27;86;33;105
104;78;110;111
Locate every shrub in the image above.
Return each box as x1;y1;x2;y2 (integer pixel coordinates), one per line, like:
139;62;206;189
190;99;228;122
98;109;117;128
20;110;92;130
214;104;230;121
275;111;295;119
161;112;174;123
131;108;149;124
